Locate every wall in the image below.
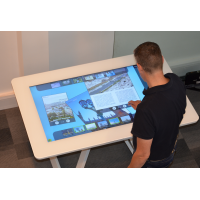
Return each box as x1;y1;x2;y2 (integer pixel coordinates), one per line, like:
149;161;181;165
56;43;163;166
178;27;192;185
113;31;200;76
0;32;20;109
0;32;20;94
49;31;114;70
21;31;49;76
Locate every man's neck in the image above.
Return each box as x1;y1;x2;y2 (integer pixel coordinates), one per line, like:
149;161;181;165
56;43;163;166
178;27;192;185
145;71;169;88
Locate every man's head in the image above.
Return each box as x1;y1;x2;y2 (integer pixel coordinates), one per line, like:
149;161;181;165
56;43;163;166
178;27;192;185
134;42;163;81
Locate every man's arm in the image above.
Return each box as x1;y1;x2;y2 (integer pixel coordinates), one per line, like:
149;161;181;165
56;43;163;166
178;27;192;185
128;137;153;168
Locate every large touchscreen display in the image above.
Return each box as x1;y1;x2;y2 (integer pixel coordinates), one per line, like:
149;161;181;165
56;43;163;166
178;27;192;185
30;65;148;142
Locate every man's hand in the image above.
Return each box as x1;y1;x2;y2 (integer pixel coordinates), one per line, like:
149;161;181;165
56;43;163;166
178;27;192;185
128;100;141;110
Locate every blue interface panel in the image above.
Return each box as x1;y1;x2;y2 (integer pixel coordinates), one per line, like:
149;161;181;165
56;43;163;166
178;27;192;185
30;65;148;142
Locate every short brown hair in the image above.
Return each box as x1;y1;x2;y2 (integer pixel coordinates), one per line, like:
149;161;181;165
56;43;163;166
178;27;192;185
134;42;163;74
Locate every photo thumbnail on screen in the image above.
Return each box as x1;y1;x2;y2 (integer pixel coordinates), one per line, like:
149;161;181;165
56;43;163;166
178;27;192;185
42;93;75;126
73;77;83;84
109;117;120;125
85;123;97;130
73;125;85;133
61;79;72;86
51;82;61;88
98;121;109;129
84;75;94;81
120;115;132;123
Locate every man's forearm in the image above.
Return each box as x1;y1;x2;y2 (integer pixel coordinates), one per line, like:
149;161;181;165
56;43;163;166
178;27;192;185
128;152;148;168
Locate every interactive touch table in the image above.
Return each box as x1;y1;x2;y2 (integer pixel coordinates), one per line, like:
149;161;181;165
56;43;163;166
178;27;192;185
11;55;199;168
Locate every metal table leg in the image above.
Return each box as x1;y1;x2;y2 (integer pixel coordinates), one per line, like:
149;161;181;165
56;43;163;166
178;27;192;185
76;149;90;168
124;140;134;154
50;156;61;168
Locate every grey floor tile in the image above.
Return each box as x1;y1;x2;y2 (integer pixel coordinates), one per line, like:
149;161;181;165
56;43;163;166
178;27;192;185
0;114;9;129
179;119;200;134
14;142;34;160
0;128;14;147
186;89;200;103
0;149;18;165
0;160;21;168
178;131;183;140
17;157;52;168
85;141;132;168
58;151;81;168
190;147;200;167
191;101;200;115
5;107;21;118
171;159;199;168
172;139;195;165
0;110;5;115
0;144;15;152
6;115;29;144
181;129;200;150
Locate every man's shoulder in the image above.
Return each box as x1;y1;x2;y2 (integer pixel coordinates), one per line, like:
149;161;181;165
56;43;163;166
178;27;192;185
165;73;183;84
138;94;159;111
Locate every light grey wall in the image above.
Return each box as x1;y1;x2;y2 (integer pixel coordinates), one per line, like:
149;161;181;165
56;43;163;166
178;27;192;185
49;31;114;71
0;31;20;94
21;31;49;76
113;32;200;76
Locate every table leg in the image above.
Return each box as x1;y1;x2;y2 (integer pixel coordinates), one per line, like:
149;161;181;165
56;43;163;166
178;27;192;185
130;138;133;146
124;140;134;154
76;149;90;168
50;156;61;168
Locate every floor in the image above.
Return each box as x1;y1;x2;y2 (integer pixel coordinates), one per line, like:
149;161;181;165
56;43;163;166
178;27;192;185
0;89;200;168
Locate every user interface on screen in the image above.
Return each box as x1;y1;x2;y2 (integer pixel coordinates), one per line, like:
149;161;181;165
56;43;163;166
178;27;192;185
30;65;148;142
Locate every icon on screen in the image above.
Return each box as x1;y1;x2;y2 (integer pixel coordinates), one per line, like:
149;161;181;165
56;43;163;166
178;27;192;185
73;77;83;84
98;121;109;129
120;115;131;123
112;107;116;110
62;128;73;136
73;125;85;133
85;123;97;130
95;73;105;79
106;71;115;77
84;75;94;81
62;80;71;85
108;117;120;125
51;82;61;88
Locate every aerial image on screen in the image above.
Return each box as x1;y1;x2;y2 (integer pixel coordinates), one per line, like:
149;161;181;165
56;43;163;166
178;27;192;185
29;65;148;142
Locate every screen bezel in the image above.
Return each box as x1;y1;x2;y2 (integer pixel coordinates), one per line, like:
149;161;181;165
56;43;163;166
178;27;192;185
12;55;187;160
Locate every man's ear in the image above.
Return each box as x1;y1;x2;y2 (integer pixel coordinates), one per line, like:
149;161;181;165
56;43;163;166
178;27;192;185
137;63;143;72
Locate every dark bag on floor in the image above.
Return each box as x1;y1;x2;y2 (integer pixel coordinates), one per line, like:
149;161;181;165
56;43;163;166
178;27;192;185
185;71;200;88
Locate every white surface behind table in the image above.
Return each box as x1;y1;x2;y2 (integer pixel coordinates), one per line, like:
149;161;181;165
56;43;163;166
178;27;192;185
11;55;199;160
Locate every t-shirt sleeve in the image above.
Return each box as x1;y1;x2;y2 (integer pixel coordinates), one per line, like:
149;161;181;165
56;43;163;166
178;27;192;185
131;108;155;140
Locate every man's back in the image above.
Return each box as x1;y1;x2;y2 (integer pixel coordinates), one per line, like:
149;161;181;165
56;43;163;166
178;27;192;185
131;73;186;160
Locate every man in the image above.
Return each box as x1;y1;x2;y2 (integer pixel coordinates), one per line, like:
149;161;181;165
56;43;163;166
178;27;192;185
128;42;186;168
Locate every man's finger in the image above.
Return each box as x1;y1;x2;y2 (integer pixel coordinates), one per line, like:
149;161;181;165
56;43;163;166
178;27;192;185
128;101;136;105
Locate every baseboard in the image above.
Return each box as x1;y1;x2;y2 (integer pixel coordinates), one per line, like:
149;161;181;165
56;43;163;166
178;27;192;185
0;91;18;110
170;60;200;77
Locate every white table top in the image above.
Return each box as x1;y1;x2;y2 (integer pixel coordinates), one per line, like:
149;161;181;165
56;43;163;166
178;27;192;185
11;55;199;159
